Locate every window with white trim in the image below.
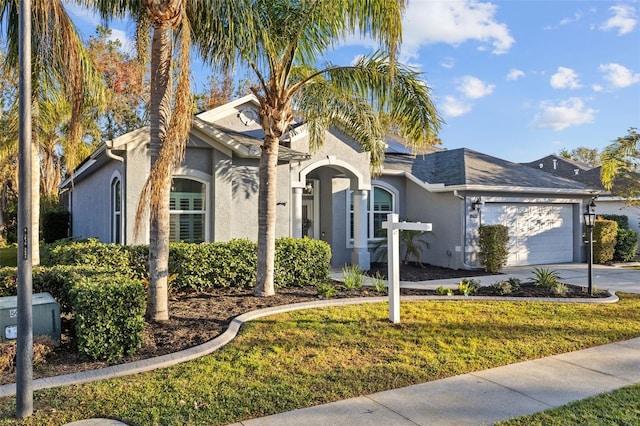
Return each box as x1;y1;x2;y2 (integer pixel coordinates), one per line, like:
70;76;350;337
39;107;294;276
170;178;206;243
349;185;396;240
111;177;122;244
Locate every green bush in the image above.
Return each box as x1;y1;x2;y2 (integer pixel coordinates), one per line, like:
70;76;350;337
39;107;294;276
70;276;145;362
0;265;116;313
478;225;509;273
43;237;332;291
599;214;629;229
531;267;560;288
42;238;131;273
614;228;638;262
593;219;618;264
275;238;331;288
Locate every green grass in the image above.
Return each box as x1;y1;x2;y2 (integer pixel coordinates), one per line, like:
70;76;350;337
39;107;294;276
0;248;16;267
2;295;640;425
498;383;640;425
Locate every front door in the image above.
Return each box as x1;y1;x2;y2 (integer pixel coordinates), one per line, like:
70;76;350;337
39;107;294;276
302;180;319;238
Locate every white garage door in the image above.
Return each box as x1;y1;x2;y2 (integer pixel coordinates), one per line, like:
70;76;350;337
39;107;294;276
482;203;573;266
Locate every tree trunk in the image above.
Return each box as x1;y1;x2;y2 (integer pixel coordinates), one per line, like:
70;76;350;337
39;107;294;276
255;135;280;296
146;19;173;322
30;101;39;266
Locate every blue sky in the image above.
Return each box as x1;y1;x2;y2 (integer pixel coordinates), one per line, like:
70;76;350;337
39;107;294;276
67;0;639;164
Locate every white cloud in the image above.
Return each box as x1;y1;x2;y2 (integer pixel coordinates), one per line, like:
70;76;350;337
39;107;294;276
457;76;495;99
560;11;584;26
592;84;604;92
400;0;514;61
440;57;455;69
506;69;525;81
600;4;637;35
531;98;596;131
550;67;582;89
441;96;472;117
599;63;640;88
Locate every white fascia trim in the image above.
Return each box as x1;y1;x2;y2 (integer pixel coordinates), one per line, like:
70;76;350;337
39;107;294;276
195;94;259;122
110;126;150;150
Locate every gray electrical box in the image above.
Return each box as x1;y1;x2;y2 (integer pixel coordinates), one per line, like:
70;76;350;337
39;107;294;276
0;292;61;342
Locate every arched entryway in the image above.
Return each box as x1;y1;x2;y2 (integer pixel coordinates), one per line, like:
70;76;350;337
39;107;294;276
291;157;372;270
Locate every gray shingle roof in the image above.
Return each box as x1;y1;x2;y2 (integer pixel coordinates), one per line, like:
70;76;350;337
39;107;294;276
385;147;595;190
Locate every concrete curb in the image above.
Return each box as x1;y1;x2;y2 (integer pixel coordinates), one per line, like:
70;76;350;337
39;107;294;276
0;291;620;398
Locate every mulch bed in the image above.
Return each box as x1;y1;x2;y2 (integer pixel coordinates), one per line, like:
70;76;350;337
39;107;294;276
0;263;610;385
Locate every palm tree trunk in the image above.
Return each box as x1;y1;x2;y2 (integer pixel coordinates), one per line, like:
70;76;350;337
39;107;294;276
255;135;280;296
146;19;173;322
30;101;39;265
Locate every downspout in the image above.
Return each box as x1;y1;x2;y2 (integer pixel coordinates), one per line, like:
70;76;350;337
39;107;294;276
453;190;478;270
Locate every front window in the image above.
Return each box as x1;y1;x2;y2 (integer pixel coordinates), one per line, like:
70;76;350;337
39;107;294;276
349;185;396;240
111;178;122;244
170;178;206;243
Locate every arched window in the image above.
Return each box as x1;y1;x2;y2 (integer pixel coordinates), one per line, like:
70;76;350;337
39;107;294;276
170;178;206;243
349;184;396;240
111;178;122;244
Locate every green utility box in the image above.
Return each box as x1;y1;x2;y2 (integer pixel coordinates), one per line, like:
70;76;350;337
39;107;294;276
0;292;61;342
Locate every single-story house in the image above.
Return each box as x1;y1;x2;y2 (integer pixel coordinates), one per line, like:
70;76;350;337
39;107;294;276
60;95;603;270
523;154;640;239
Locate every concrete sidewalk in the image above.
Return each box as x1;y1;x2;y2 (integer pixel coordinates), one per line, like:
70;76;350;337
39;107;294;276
231;337;640;426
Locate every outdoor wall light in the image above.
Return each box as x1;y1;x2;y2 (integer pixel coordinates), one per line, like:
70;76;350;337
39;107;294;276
471;198;484;211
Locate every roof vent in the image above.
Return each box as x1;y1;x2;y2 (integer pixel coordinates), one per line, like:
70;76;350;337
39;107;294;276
552;159;557;169
574;169;580;175
539;163;544;168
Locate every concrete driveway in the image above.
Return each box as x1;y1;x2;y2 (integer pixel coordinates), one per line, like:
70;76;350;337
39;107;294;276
501;263;640;294
391;262;640;294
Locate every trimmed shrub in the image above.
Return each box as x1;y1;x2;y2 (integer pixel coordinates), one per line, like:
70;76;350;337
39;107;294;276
275;238;331;288
42;238;131;273
614;228;639;262
478;225;509;273
70;276;145;362
42;237;332;291
0;265;115;313
599;214;629;230
593;219;618;264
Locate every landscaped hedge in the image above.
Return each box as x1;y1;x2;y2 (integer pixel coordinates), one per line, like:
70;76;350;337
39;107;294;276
0;266;145;361
43;238;333;290
0;265;116;313
614;228;639;262
600;214;638;262
593;219;618;264
275;237;331;287
70;276;145;362
478;224;509;273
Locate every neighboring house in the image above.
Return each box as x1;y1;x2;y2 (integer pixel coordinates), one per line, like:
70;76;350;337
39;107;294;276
60;95;602;271
524;156;640;239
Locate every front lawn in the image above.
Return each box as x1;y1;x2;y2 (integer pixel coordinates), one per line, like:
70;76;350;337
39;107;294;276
1;295;640;425
499;383;640;425
0;248;16;267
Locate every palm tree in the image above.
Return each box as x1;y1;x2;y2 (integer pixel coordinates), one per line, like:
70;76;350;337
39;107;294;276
86;0;202;321
195;0;442;296
0;0;106;264
601;128;640;198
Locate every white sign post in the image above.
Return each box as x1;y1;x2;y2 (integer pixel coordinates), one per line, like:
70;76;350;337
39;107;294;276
381;214;432;323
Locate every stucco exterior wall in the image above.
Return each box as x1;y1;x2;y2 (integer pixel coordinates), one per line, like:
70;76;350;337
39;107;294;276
70;161;121;242
404;183;465;269
124;141;150;244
